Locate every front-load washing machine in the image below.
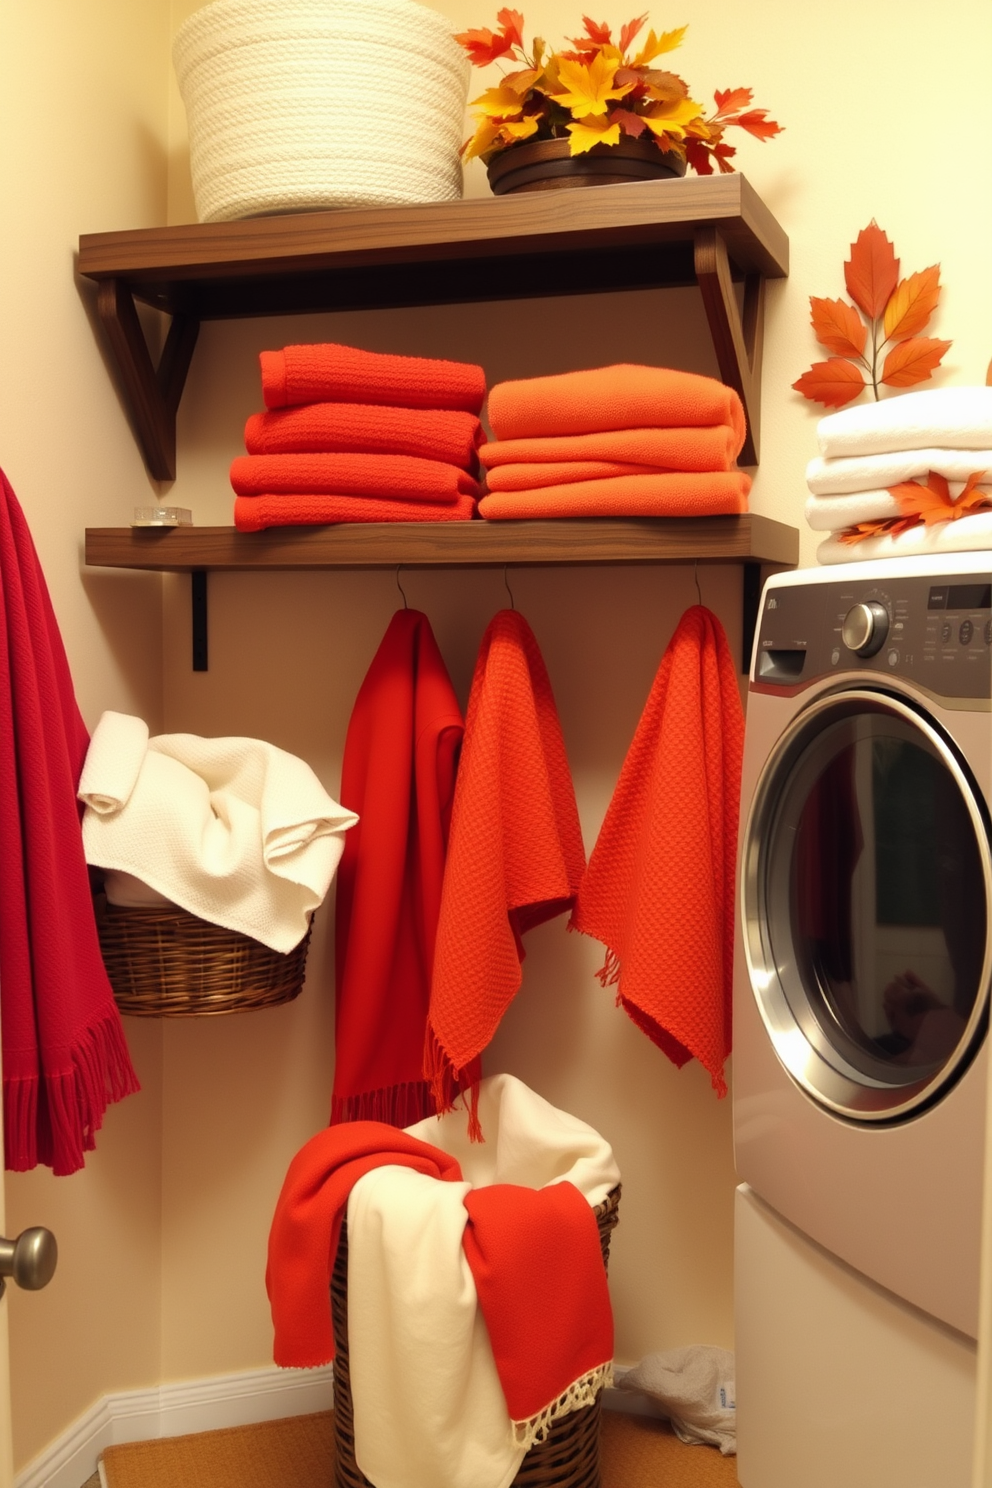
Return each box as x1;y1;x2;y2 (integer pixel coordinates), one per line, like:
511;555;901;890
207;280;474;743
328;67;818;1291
733;552;991;1488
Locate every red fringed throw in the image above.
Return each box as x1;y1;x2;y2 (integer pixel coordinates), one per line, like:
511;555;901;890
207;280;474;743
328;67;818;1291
0;469;139;1173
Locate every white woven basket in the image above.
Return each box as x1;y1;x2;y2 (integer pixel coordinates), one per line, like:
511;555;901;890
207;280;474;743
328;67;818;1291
173;0;470;222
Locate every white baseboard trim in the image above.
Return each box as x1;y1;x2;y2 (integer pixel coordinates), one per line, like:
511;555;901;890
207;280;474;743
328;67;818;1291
14;1363;334;1488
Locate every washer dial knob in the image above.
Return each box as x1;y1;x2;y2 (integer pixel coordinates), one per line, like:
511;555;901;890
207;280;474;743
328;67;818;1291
842;601;889;657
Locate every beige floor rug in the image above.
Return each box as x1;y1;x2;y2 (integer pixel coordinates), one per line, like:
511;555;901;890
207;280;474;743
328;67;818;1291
98;1407;739;1488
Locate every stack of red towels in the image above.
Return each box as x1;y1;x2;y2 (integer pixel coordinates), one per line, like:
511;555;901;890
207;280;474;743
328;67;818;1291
478;364;751;520
232;343;487;532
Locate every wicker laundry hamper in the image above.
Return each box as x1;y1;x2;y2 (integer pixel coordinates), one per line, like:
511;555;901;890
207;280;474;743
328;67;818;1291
95;898;312;1016
173;0;470;222
330;1184;621;1488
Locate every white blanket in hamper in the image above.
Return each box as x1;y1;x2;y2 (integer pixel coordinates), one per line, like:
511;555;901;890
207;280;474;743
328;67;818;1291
806;447;992;496
79;710;357;952
345;1074;621;1488
817;387;992;459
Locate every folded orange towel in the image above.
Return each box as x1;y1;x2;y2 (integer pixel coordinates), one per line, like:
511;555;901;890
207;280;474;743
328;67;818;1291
479;471;750;520
231;453;481;504
261;343;487;414
479;424;742;472
425;611;586;1130
245;404;484;469
485;460;678;491
487;366;747;446
234;493;477;531
570;606;744;1096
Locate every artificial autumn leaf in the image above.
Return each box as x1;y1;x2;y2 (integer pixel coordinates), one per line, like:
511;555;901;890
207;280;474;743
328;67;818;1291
454;26;514;64
792;358;866;408
581;15;613;43
461;117;503;161
713;86;753;115
630;25;687;67
889;469;992;525
470;86;528;118
610;106;648;136
619;13;648;52
809;297;868;358
503;67;543;93
641;70;690;103
497;8;525;46
844;222;899;321
568;113;622;153
882;266;941;343
642;95;704;139
836;517;917;546
736;109;783;141
880;336;952;388
553;52;633;116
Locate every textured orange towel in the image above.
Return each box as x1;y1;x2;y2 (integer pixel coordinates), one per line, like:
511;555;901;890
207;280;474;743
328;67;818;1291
234;493;477;531
487;365;747;446
485;460;677;491
478;471;750;520
261;343;487;414
245;403;484;468
425;612;586;1128
570;606;744;1096
230;453;481;503
479;424;742;472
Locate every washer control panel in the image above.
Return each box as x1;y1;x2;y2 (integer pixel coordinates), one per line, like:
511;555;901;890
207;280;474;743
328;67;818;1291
754;571;992;700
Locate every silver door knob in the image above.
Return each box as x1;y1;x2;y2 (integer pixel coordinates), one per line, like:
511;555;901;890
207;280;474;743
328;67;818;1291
0;1228;57;1297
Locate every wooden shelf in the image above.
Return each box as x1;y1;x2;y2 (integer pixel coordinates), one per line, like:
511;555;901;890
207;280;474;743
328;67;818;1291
77;175;788;479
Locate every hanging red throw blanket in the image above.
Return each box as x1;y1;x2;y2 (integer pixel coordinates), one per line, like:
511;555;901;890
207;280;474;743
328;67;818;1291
570;605;744;1096
333;609;464;1127
425;610;586;1127
0;469;139;1173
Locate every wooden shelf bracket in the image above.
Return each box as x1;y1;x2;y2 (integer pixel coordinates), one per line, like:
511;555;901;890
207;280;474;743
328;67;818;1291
694;227;764;466
96;279;199;482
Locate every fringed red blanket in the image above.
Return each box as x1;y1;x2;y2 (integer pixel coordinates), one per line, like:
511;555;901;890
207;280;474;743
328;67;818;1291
333;610;464;1128
0;469;139;1173
425;612;585;1129
570;605;744;1095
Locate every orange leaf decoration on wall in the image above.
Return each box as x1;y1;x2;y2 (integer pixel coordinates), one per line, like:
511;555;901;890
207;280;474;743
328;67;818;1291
844;222;899;320
881;337;953;389
792;358;866;408
883;266;942;342
809;297;868;359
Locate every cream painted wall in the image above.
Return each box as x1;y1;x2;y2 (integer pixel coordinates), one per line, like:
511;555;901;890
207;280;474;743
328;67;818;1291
0;2;172;1470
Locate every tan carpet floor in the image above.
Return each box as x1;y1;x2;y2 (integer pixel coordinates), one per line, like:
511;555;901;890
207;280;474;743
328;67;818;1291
96;1408;740;1488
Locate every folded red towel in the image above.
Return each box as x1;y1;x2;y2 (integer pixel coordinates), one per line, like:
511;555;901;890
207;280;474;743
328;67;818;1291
234;493;477;531
479;424;742;471
231;453;481;503
570;606;744;1096
261;343;487;414
425;611;586;1128
478;471;750;520
488;365;747;445
485;460;677;491
245;403;484;470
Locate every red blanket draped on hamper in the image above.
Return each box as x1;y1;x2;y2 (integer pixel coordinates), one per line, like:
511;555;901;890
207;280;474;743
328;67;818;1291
333;610;464;1127
0;469;139;1173
425;611;586;1130
570;606;744;1096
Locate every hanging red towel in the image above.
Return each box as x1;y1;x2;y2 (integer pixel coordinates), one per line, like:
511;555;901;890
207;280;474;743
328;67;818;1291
0;469;139;1174
230;453;481;503
245;403;484;469
425;611;586;1126
333;610;464;1128
234;493;477;531
261;343;487;415
570;606;744;1095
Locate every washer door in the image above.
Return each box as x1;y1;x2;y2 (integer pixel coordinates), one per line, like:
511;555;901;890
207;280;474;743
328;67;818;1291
743;688;992;1120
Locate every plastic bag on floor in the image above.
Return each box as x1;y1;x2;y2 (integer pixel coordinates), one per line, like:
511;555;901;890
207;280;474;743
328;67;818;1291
617;1345;736;1454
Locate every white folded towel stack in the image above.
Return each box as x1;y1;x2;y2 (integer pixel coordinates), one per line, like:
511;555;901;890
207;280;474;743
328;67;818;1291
80;711;358;952
805;389;992;565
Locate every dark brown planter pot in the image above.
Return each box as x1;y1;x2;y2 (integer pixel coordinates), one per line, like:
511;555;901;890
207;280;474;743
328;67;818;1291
486;135;688;195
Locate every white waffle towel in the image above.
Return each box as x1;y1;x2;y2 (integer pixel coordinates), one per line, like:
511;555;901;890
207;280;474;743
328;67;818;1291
817;388;992;459
816;510;992;565
79;711;357;951
805;482;992;532
807;447;992;496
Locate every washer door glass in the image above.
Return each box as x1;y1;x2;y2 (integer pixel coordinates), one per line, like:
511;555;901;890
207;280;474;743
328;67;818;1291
745;689;991;1120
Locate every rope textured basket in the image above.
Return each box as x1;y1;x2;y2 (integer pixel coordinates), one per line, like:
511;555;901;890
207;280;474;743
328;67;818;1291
173;0;470;222
331;1184;621;1488
95;900;312;1017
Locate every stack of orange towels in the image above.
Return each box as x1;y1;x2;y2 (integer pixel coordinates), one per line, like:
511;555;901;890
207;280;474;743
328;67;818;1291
231;342;487;532
478;364;751;520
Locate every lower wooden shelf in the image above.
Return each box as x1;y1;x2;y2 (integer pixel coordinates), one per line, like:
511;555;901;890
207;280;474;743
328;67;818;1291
84;514;799;671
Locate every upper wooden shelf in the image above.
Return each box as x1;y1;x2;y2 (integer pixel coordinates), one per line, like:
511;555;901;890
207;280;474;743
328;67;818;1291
77;175;788;479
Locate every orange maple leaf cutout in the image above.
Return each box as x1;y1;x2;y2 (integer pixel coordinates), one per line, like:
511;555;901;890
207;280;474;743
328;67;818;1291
455;26;515;64
845;221;899;321
883;266;941;343
889;470;992;526
881;337;952;389
792;357;866;408
810;297;867;359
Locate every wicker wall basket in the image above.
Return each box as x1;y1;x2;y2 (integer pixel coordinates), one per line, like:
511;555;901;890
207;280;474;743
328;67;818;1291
173;0;470;222
95;899;312;1017
331;1184;621;1488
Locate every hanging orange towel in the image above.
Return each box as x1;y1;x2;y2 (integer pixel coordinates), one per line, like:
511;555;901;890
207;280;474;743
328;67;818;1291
261;343;487;414
570;606;744;1096
230;453;481;504
478;424;743;472
478;471;750;521
425;612;586;1127
487;365;747;446
234;493;477;531
246;404;484;469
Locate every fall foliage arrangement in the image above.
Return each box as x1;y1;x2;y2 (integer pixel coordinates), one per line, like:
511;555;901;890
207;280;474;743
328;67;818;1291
793;222;951;408
454;9;782;167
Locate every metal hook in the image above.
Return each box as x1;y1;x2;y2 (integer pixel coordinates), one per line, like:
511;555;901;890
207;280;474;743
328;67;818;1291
503;565;516;610
395;565;409;610
693;558;703;608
